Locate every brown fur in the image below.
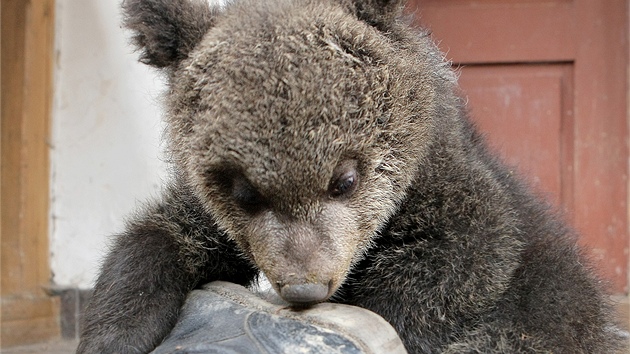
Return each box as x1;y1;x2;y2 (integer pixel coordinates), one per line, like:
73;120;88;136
77;0;626;353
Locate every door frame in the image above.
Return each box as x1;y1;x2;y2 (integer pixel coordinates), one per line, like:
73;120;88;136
1;0;60;347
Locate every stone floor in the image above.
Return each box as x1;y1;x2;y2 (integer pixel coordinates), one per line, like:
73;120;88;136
1;339;78;354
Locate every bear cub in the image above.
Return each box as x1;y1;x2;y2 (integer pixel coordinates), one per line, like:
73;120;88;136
78;0;626;353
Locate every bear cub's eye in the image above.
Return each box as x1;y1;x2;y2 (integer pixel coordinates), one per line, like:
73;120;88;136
231;177;267;213
328;160;359;199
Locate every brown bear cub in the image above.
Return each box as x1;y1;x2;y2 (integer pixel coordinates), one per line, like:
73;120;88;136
78;0;626;353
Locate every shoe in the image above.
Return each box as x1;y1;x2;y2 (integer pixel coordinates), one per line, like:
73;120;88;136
151;281;407;354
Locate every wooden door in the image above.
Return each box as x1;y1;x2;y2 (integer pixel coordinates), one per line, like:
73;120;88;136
406;0;628;293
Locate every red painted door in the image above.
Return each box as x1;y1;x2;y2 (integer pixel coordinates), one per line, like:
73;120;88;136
406;0;628;293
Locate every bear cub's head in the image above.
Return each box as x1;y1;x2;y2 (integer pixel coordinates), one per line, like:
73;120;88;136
123;0;456;304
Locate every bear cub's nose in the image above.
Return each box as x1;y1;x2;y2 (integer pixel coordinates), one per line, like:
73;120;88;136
280;283;329;304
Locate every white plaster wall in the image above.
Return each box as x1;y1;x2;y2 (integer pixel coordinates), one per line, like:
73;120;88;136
51;0;227;289
51;0;169;289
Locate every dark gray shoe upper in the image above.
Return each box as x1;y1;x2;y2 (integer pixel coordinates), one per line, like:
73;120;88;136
152;281;407;354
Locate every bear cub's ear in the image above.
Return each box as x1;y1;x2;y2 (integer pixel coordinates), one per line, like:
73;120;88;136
345;0;407;30
122;0;220;69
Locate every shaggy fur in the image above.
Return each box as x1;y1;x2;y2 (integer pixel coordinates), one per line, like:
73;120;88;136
78;0;626;353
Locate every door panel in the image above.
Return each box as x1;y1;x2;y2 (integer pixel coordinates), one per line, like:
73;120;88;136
407;0;628;292
458;65;570;207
